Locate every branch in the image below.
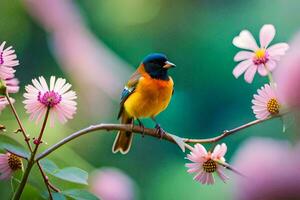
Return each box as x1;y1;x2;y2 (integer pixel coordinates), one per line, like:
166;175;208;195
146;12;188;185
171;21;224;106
36;115;280;161
184;116;277;143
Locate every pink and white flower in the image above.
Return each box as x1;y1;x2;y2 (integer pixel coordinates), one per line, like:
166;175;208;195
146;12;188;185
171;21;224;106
0;41;19;79
3;78;19;94
185;143;229;185
0;97;11;112
23;76;77;126
252;84;281;119
0;152;22;180
0;78;19;112
232;24;289;83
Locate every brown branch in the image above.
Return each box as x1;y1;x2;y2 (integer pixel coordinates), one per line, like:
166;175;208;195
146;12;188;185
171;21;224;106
184;116;277;143
36;115;280;161
37;163;53;199
5;94;32;151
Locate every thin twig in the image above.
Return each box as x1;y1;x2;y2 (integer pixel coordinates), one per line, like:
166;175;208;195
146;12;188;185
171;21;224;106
37;163;54;199
5;94;32;151
184;116;278;143
36;115;280;161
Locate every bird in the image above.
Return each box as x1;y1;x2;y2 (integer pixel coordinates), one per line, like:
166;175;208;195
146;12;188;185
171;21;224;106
112;53;176;154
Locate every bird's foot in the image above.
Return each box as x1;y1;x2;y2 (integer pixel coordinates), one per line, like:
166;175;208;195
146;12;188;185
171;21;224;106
155;124;165;139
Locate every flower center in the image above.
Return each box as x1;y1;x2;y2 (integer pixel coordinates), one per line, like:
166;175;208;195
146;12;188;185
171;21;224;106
267;98;280;115
203;159;217;173
8;154;22;171
0;52;3;65
253;49;269;65
38;91;62;107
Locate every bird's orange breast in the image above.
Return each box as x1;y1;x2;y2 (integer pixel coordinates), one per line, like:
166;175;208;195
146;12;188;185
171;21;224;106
124;75;173;118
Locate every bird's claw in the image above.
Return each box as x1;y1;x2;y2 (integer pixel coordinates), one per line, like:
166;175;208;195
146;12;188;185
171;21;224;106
139;123;145;138
155;124;165;139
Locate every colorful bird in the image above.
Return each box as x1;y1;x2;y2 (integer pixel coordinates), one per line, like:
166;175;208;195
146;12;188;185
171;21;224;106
112;53;176;154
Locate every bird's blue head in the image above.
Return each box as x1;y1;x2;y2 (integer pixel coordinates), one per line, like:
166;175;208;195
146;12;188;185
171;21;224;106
142;53;175;80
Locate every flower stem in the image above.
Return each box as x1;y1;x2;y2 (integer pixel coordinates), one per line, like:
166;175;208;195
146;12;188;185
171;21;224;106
12;107;50;200
5;94;32;152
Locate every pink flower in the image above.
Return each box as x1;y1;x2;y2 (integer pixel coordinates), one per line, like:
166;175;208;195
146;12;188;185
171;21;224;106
0;152;23;180
252;84;282;119
0;97;9;111
90;168;136;200
0;41;19;79
4;77;19;94
232;24;289;83
233;137;300;200
23;76;77;126
185;143;229;185
275;33;300;108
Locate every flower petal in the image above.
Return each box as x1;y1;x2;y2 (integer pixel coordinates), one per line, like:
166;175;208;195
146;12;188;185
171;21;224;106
234;51;254;62
260;24;275;48
233;60;253;78
258;65;268;76
244;65;257;83
268;43;289;57
233;30;259;51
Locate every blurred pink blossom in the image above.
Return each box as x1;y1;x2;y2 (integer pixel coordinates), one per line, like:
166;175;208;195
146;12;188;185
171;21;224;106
185;143;229;185
233;24;289;83
233;137;300;200
0;152;22;180
0;97;11;112
23;76;77;126
0;41;19;80
90;168;136;200
23;0;132;117
251;84;281;119
4;78;19;94
275;33;300;108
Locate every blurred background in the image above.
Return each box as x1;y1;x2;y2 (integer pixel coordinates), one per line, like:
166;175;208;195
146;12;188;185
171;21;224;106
0;0;299;199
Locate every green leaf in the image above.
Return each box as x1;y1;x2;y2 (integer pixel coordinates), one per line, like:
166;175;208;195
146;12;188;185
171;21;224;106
63;189;99;200
40;159;59;174
53;167;89;185
52;192;67;200
167;133;185;152
0;143;30;159
41;192;66;200
40;159;89;185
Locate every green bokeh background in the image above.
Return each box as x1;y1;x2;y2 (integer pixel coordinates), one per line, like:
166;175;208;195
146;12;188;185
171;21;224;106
0;0;298;199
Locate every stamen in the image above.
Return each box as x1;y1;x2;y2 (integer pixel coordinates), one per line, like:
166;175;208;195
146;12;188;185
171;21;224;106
253;49;269;65
203;159;217;173
267;98;280;115
8;154;22;171
38;91;62;107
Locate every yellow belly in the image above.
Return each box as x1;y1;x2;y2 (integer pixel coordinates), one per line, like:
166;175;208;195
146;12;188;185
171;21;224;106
124;77;173;118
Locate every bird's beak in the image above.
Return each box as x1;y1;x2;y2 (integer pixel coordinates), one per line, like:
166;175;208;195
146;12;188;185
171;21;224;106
163;61;176;69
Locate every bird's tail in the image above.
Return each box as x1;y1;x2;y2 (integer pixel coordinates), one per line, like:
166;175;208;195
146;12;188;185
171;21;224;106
112;112;134;154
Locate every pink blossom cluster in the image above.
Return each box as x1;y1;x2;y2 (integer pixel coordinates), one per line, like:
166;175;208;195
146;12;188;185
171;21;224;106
0;42;20;111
